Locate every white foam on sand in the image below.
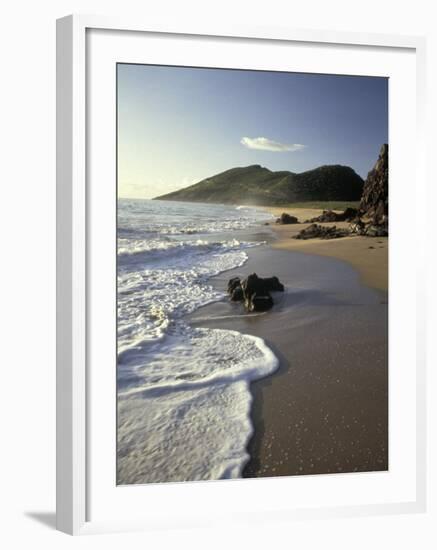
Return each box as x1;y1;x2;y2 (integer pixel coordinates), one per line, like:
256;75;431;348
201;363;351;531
117;328;278;485
117;200;278;484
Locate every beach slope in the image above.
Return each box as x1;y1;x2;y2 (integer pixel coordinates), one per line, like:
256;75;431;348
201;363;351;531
189;220;388;478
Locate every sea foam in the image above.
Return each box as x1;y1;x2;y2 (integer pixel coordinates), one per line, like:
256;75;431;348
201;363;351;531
117;199;277;484
117;327;278;484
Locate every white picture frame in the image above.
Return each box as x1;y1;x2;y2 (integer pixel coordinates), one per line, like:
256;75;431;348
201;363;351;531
56;14;427;536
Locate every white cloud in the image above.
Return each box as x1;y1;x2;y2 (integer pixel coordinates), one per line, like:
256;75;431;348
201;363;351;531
240;136;305;153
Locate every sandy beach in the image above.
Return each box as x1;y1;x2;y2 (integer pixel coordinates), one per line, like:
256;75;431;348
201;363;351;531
265;206;388;292
189;211;388;478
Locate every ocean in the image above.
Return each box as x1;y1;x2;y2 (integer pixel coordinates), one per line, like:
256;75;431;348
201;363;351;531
117;199;278;484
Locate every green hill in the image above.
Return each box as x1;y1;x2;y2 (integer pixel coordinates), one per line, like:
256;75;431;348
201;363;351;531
154;164;364;206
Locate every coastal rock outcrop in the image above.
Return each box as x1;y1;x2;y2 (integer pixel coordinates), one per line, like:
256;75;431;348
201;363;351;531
227;273;284;312
348;144;388;236
349;218;366;234
349;218;388;237
296;145;389;239
294;223;349;240
305;207;358;223
361;223;388;237
276;213;299;225
359;143;388;225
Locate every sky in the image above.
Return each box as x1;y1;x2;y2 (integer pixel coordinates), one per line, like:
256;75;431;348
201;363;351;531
117;64;388;199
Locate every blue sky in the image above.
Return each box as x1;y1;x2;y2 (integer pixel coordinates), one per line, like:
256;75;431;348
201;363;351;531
117;64;388;199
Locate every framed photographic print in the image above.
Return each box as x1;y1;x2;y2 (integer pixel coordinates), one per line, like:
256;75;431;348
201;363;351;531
56;15;427;535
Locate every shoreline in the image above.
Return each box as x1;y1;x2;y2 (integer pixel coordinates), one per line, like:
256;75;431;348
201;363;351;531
189;217;388;479
263;206;388;292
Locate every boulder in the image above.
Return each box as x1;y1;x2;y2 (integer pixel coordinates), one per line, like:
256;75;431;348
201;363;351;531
364;223;388;237
230;286;244;302
349;218;366;235
227;277;241;295
241;273;268;300
241;273;284;298
294;223;349;240
227;277;244;302
231;273;286;312
349;218;388;237
305;209;339;223
342;207;359;221
276;212;299;225
305;207;358;223
260;276;285;292
245;293;274;313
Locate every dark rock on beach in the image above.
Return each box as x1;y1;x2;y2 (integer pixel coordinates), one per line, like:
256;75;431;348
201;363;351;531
305;207;358;224
342;207;360;221
305;210;339;223
349;218;388;238
276;212;299;225
227;277;244;301
363;223;388;237
241;273;283;299
349;219;388;237
241;274;275;313
227;273;284;312
245;293;274;313
227;277;241;294
230;286;244;302
294;223;349;240
300;145;389;239
259;276;285;292
349;218;366;234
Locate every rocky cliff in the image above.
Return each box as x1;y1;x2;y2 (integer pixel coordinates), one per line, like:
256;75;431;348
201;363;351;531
359;143;388;225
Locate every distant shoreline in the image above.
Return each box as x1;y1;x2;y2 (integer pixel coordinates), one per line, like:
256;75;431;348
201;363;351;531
147;196;388;292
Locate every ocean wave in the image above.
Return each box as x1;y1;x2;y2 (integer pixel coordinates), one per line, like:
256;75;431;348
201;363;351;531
117;199;277;484
117;243;255;349
117;327;278;484
118;237;248;258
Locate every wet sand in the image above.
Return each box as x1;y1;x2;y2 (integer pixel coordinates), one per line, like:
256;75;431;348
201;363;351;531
189;237;388;478
266;206;388;292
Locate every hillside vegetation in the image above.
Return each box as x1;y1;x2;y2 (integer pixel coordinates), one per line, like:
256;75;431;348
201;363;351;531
155;164;364;206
